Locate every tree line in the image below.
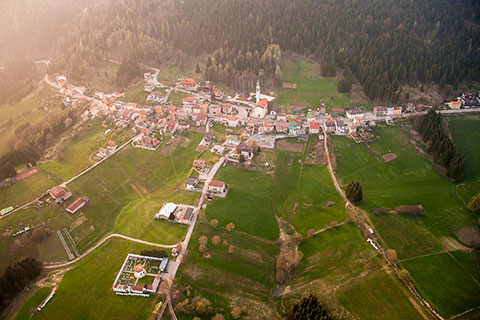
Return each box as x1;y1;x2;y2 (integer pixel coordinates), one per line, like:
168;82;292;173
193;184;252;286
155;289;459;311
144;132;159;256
0;257;42;313
417;110;465;182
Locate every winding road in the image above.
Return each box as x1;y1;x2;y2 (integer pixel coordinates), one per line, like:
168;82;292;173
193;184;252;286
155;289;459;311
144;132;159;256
44;233;177;269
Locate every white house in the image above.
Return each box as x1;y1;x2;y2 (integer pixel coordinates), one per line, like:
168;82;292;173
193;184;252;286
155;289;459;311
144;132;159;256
208;180;226;193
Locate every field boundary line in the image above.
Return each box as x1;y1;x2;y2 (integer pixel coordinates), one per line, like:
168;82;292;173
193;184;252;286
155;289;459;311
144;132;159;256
449;306;480;320
446;251;480;288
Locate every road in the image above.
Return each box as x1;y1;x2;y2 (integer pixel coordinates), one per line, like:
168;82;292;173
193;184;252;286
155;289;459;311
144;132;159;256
61;134;139;187
146;67;165;88
44;233;177;269
1;134;138;220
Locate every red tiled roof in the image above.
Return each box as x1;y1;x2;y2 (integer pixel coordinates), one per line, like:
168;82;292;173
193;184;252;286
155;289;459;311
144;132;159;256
209;180;225;188
256;98;268;108
309;121;320;129
66;198;85;212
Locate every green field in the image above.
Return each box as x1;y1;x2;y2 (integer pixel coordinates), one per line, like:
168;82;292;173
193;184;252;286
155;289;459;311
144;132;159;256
177;222;280;319
0;206;70;272
41;120;131;180
68;132;202;252
122;81;149;104
168;90;190;107
275;58;353;111
332;124;480;318
205;166;279;240
402;252;480;318
333;126;476;259
24;239;160;320
273;145;347;236
449;118;480;182
13;286;52;320
0;170;59;209
0;84;60;156
337;269;423;320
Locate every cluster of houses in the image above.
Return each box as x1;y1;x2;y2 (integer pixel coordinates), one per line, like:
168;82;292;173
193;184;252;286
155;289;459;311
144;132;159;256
447;92;480;109
112;254;168;296
48;186;88;214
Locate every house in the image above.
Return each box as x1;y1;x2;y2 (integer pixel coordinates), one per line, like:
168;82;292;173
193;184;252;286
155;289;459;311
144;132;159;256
373;106;387;117
226;135;241;146
193;159;207;171
107;140;117;148
56;75;67;86
236;143;255;159
448;101;462;109
208;104;222;115
227;116;239;127
182;97;196;106
335;120;346;134
222;103;233;114
309;121;320;134
178;207;194;223
270;105;280;116
238;92;249;101
288;121;298;135
276;121;289;133
49;186;72;202
179;78;198;91
252;98;268;118
166;121;177;134
386;107;402;116
195;113;207;126
208;180;226;193
345;108;365;119
263;120;275;133
65;198;86;214
405;103;416;113
185;177;199;190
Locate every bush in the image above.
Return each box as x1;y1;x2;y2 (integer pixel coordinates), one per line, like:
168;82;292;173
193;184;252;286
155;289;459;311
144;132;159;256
394;205;425;215
226;223;235;232
212;235;221;246
345;181;362;204
210;219;219;228
140;249;169;258
231;307;242;319
372;207;392;215
228;245;235;254
468;193;480;212
288;294;334;320
199;236;208;253
307;229;316;238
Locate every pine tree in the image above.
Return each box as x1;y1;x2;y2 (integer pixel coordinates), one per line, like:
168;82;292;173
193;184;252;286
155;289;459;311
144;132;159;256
345;181;363;204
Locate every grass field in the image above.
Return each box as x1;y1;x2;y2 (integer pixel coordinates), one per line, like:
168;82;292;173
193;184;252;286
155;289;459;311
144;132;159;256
122;81;149;105
168;91;190;107
332;124;480;318
0;170;60;209
13;287;52;320
275;58;353;111
0;206;70;272
0;84;60;156
68;132;202;252
273;137;347;236
402;252;480;318
333;126;476;259
449;118;480;183
337;269;423;320
24;239;160;320
176;222;279;319
205;166;279;241
40;120;131;180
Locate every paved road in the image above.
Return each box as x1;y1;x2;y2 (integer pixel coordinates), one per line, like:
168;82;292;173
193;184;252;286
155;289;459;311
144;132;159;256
146;67;165;88
44;233;177;269
61;134;139;187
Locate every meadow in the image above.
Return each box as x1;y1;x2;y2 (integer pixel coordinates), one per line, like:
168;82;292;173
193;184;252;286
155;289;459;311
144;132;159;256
0;171;59;209
20;239;160;320
168;91;191;107
12;287;52;320
336;269;424;320
275;58;354;111
0;84;60;155
205;166;279;241
402;252;480;318
332;124;480;318
176;222;280;319
40;120;131;180
0;206;70;272
67;131;203;252
448;117;480;183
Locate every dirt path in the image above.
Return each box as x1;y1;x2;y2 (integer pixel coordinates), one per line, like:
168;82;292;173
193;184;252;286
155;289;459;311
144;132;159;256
43;233;177;269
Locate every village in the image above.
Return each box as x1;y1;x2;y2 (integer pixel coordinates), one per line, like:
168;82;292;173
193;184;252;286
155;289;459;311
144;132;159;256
54;72;480;156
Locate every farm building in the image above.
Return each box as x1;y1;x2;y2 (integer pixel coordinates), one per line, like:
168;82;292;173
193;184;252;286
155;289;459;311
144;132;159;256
65;198;87;214
208;180;226;193
154;202;178;220
49;186;72;203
